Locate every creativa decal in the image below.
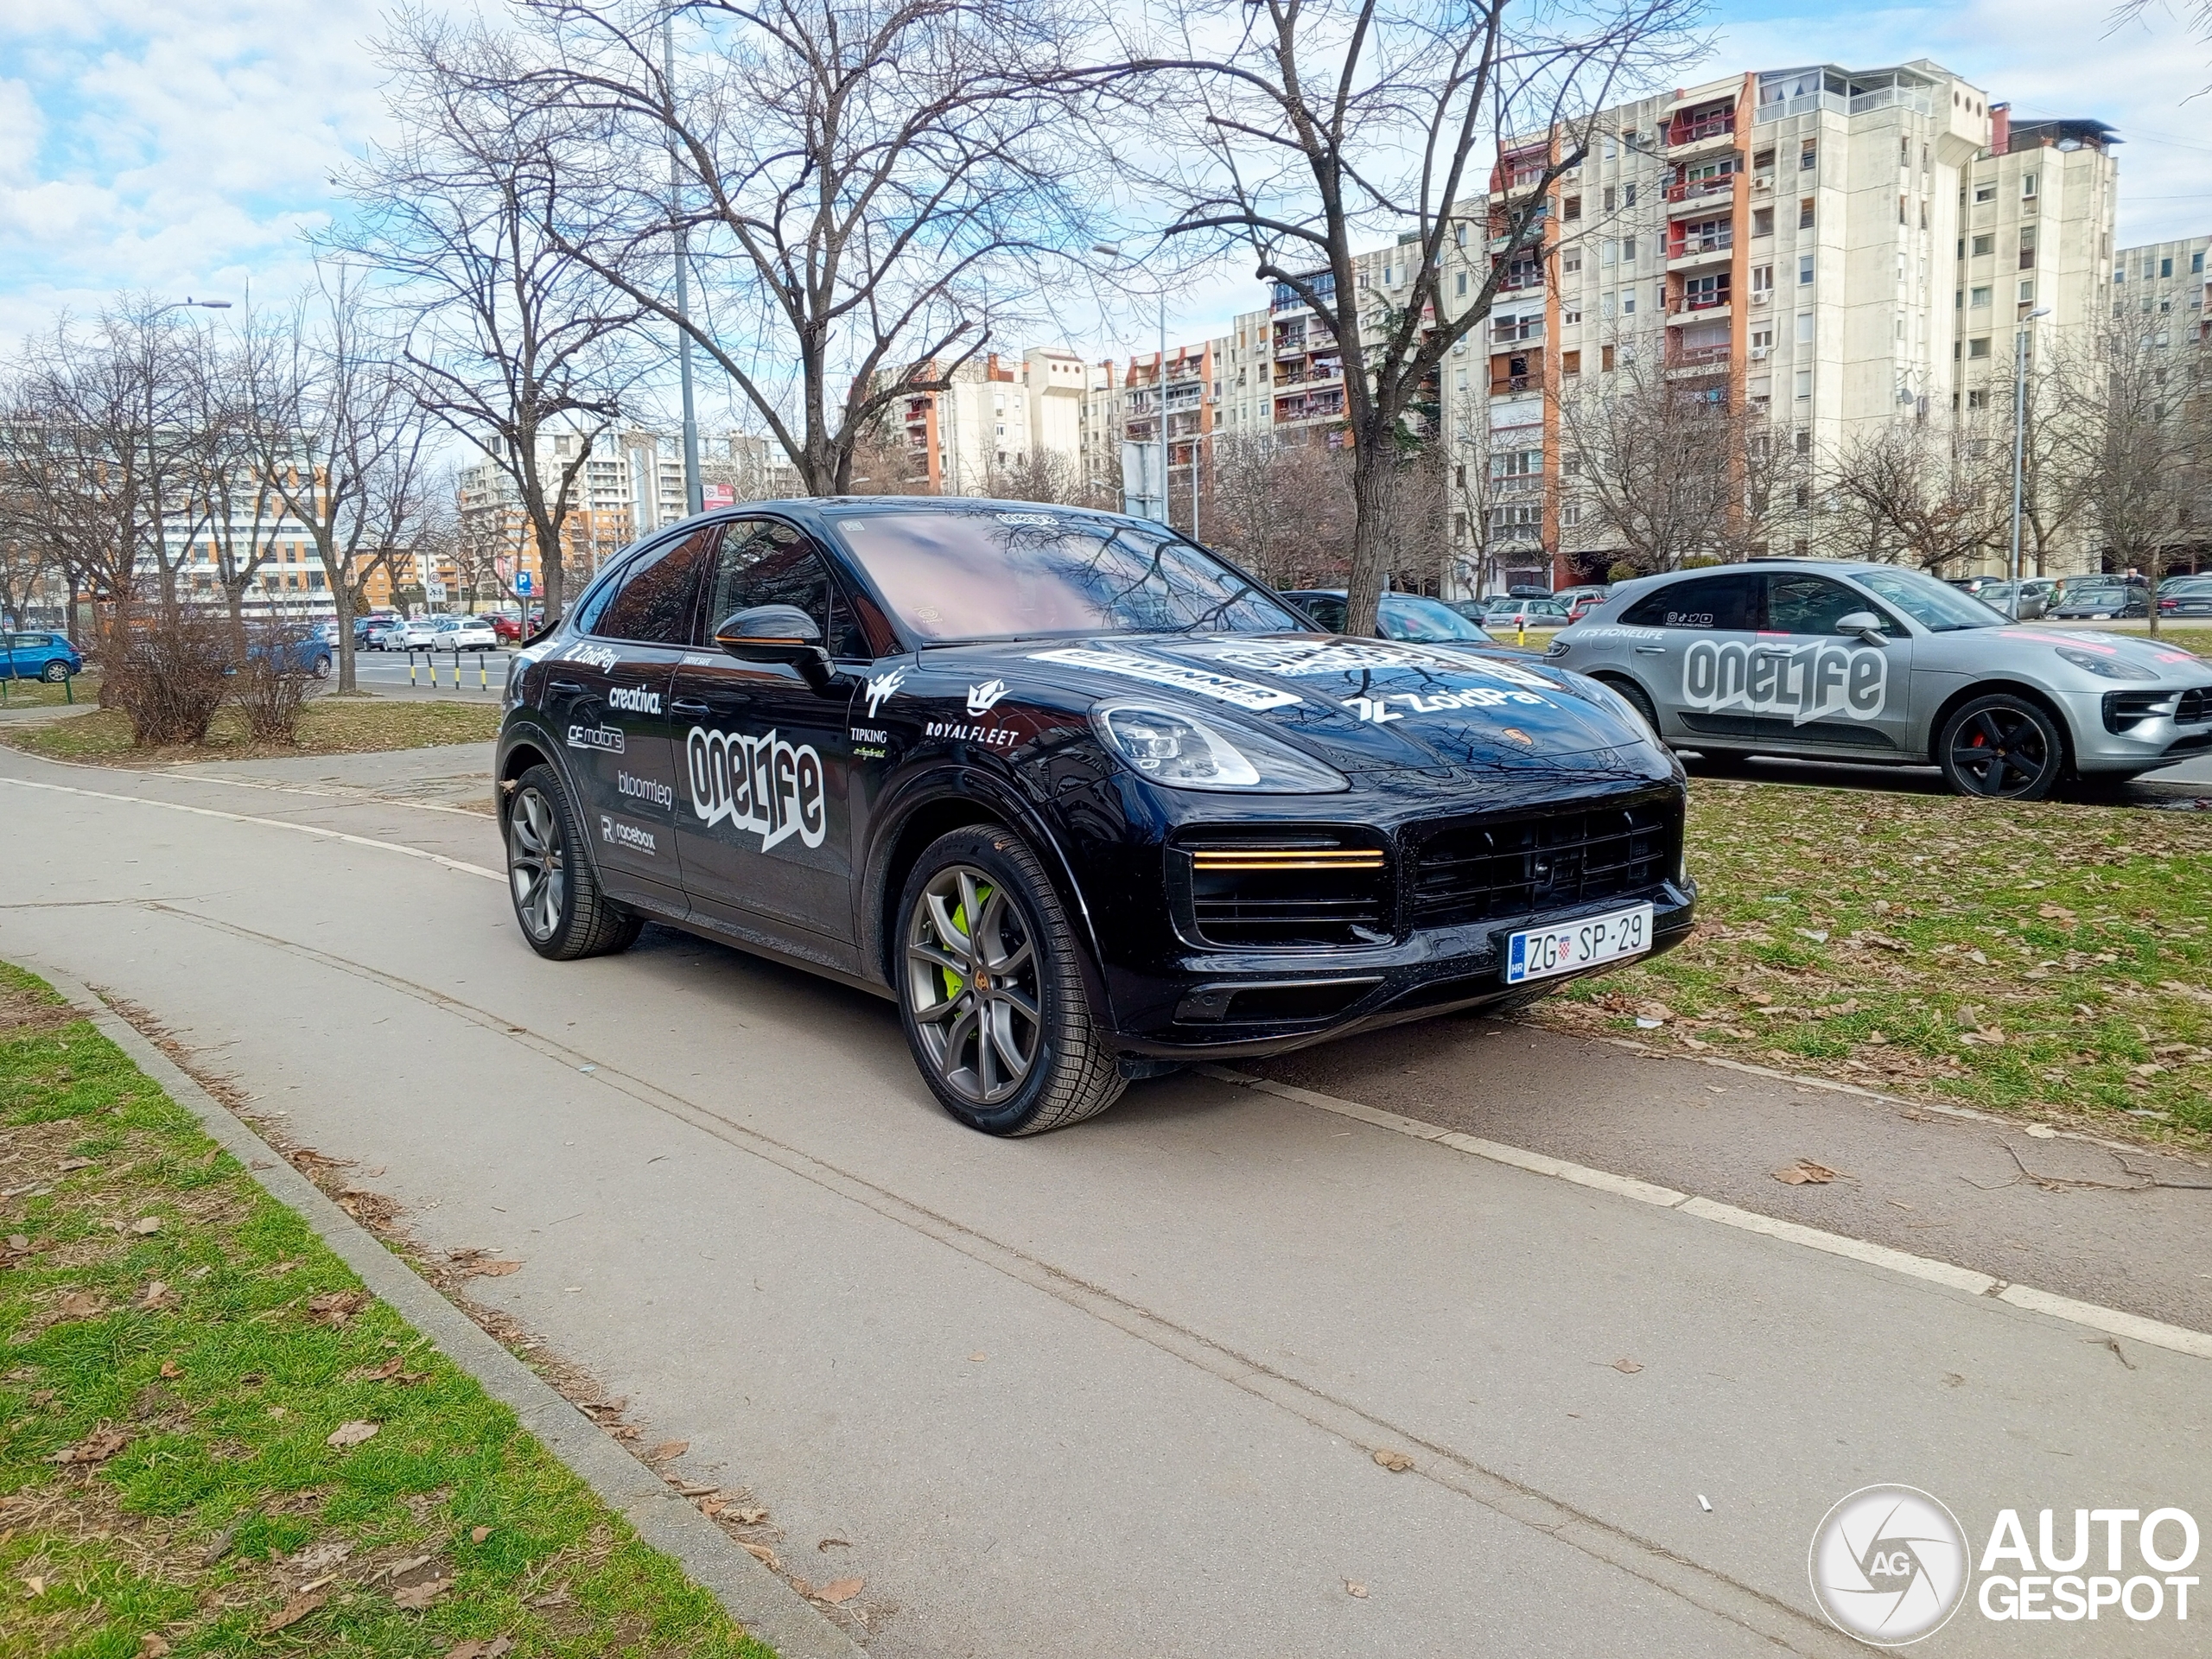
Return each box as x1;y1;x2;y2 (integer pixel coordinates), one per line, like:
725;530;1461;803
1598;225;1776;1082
607;684;662;714
1684;638;1887;726
684;726;827;852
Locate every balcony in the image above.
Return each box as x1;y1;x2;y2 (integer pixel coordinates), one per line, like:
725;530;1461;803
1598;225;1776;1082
1667;296;1732;322
1668;232;1734;268
1274;389;1345;423
1667;341;1732;373
1273;362;1344;387
1665;174;1737;209
1666;109;1737;151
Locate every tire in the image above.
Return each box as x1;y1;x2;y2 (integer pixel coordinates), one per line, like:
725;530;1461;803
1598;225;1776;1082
1603;675;1663;741
40;660;68;683
1937;694;2066;801
894;826;1124;1135
505;764;643;960
311;654;332;680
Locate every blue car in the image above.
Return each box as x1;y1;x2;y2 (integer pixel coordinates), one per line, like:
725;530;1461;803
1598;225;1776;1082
3;631;82;683
247;634;334;679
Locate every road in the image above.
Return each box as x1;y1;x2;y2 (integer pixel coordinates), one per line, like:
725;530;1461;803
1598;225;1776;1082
1;744;2207;1657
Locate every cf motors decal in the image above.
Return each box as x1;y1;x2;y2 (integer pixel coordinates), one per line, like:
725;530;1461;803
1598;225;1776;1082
566;724;625;753
685;726;827;852
1027;646;1301;710
1684;639;1887;726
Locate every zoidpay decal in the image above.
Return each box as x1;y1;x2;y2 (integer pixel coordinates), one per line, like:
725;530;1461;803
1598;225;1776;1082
1027;647;1301;711
1684;639;1887;726
684;726;827;852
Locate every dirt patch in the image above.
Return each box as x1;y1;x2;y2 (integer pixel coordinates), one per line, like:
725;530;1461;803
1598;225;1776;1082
0;986;78;1042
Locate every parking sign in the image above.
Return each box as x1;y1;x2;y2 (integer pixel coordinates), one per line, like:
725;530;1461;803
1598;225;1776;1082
515;571;532;595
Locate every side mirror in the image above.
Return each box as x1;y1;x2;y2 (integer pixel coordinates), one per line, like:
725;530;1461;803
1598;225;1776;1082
1835;610;1889;645
714;604;836;690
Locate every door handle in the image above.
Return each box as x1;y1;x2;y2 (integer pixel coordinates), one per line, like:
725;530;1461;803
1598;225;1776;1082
671;698;710;718
1633;645;1666;656
550;679;587;696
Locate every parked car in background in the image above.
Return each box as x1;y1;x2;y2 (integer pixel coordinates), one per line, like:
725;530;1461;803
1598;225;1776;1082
353;610;400;646
399;615;448;650
2155;576;2212;620
1279;589;1494;643
1967;581;2050;621
1554;585;1609;618
434;614;501;652
1484;599;1573;633
246;632;333;680
3;631;83;683
2050;579;2149;620
490;610;547;644
364;619;410;651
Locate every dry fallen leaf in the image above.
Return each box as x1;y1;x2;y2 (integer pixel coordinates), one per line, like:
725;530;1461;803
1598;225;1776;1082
470;1525;492;1543
1611;1357;1644;1375
817;1576;864;1605
22;1575;45;1597
967;1351;988;1362
289;1541;354;1574
306;1290;372;1325
1371;1448;1414;1472
50;1426;130;1465
739;1541;780;1572
139;1636;170;1656
54;1291;103;1321
357;1356;407;1382
56;1157;93;1173
325;1420;380;1449
1773;1160;1840;1185
467;1259;524;1278
131;1216;162;1235
728;1506;769;1526
137;1281;178;1311
643;1440;690;1464
1345;1580;1370;1599
264;1591;327;1632
159;1360;181;1379
392;1579;450;1611
817;1537;852;1551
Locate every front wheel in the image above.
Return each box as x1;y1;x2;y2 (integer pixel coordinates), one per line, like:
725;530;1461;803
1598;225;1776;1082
895;827;1124;1135
41;661;69;683
311;655;332;680
505;764;643;960
1937;695;2066;800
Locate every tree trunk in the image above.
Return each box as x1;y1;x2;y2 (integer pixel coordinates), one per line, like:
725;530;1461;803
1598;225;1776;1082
1344;445;1393;638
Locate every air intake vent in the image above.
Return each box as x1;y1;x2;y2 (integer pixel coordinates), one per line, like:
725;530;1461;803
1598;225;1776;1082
1410;797;1680;930
1178;835;1391;949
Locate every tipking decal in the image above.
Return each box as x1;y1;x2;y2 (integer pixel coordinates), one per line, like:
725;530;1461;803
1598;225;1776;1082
617;770;674;810
562;643;619;671
566;724;625;753
1027;647;1301;710
1344;686;1550;723
966;678;1010;715
607;684;662;715
925;719;1018;750
599;814;658;855
1683;638;1887;726
862;667;908;719
684;726;826;851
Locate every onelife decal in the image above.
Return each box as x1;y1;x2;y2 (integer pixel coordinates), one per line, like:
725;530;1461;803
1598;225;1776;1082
862;667;908;718
567;724;625;753
966;678;1010;715
600;814;658;855
1684;639;1887;727
1027;646;1300;711
684;726;827;852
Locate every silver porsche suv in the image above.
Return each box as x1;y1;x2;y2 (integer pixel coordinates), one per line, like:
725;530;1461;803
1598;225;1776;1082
1548;562;2212;799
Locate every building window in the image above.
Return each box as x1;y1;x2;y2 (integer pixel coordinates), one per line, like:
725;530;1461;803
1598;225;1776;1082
2195;251;2206;274
1795;310;1813;343
1751;327;1773;353
1799;138;1816;169
1455;270;1468;297
1560;246;1582;274
2018;232;2036;270
1621;287;1636;315
1967;389;1987;410
1602;185;1616;213
2022;173;2037;197
1797;253;1814;285
1621;236;1637;264
1967;336;1992;359
1562;349;1581;374
1623;182;1637;207
1794;428;1811;455
1601;343;1617;372
1798;197;1815;229
1563;194;1581;221
1751;264;1773;299
1972;233;1993;257
1970;286;1991;308
1794;369;1812;399
2018;280;2035;303
1752;207;1773;237
1974;181;1996;203
2161;256;2174;278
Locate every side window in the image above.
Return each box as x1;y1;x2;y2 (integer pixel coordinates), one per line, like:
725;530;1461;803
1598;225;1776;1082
10;633;44;650
599;527;717;644
702;520;868;658
1618;574;1759;630
1296;594;1347;631
1765;574;1891;635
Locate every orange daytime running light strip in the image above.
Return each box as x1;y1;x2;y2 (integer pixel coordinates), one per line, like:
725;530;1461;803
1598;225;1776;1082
1191;849;1385;871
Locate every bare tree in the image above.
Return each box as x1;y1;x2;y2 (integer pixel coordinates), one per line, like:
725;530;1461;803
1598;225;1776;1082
340;12;652;625
982;447;1112;508
1112;0;1698;634
475;0;1103;496
176;324;287;651
1819;415;2011;572
247;278;436;691
1208;429;1356;588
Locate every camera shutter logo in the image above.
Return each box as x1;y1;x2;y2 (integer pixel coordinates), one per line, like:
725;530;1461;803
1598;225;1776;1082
1809;1484;1969;1645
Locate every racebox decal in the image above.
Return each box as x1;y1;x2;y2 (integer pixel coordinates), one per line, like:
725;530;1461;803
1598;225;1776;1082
607;684;662;714
600;814;658;855
684;726;827;852
1684;639;1886;726
1027;647;1300;710
567;724;625;753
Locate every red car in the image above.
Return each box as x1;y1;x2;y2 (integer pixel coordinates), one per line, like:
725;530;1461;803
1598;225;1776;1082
489;612;546;644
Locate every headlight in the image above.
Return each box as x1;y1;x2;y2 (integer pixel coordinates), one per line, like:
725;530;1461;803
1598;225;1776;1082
1091;699;1349;793
2056;646;2161;682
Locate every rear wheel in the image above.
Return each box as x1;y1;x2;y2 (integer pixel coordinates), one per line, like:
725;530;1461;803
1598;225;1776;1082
40;660;69;683
896;827;1123;1135
1937;695;2066;800
505;764;643;959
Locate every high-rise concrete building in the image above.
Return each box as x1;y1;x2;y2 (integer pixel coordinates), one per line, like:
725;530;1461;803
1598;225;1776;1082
893;349;1094;495
2111;233;2209;341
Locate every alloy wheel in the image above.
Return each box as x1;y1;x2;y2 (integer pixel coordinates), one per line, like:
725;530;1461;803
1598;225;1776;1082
904;863;1040;1107
1948;705;2054;798
509;785;567;941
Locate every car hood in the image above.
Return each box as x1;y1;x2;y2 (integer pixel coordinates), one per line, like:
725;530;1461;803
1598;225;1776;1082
941;632;1662;775
1928;627;2212;681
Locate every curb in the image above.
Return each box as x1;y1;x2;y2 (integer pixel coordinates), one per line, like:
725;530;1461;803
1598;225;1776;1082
27;959;862;1659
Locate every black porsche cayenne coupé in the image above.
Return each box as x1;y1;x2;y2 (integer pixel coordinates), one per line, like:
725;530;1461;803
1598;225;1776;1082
494;499;1695;1135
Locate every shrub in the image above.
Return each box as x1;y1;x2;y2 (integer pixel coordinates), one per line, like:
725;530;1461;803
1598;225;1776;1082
232;620;316;744
103;607;232;747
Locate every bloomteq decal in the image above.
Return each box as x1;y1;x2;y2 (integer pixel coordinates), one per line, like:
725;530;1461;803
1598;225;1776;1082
617;771;673;810
1684;639;1885;726
1027;647;1300;710
684;726;826;852
862;667;907;718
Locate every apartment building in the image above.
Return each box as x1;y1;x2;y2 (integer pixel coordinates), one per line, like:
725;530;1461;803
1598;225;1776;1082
2111;233;2210;340
894;348;1091;494
1077;340;1230;531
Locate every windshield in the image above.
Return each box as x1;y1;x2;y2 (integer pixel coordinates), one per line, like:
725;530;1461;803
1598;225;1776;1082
1381;594;1491;641
1853;568;2005;632
832;509;1306;644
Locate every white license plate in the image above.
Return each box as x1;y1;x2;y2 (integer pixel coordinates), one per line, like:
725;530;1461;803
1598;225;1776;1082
1504;903;1654;985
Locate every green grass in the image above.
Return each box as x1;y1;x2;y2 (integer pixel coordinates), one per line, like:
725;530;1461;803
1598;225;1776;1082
0;673;99;710
0;963;776;1659
5;700;501;766
1535;782;2212;1141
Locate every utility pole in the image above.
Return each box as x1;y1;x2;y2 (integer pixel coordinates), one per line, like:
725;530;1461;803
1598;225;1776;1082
2007;305;2051;611
666;19;702;516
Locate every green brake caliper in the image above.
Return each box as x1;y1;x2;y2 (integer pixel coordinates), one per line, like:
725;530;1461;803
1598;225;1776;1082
942;885;993;1004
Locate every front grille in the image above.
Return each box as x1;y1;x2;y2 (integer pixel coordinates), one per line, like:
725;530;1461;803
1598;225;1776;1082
1179;836;1390;948
2178;688;2209;726
1409;797;1681;930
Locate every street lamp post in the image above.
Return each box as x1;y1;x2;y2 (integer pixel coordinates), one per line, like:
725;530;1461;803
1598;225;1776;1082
1091;244;1173;528
2007;305;2053;613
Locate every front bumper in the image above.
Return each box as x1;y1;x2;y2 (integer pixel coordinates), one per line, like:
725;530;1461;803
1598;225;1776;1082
2059;684;2212;772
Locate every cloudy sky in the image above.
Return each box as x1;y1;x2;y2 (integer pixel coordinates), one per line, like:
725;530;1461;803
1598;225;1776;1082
3;0;2209;370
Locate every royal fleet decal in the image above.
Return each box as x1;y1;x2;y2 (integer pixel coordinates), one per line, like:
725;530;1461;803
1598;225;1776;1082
1027;647;1300;710
1683;639;1887;726
684;727;826;851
